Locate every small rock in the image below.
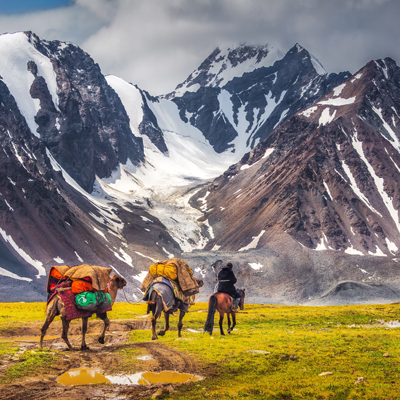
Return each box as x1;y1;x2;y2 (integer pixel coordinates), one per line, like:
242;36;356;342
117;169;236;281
383;352;391;357
289;354;297;361
248;350;270;355
165;385;175;393
151;388;165;399
319;371;333;376
354;377;365;385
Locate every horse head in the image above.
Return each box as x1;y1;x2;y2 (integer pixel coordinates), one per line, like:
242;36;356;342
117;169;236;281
239;288;245;310
110;274;127;289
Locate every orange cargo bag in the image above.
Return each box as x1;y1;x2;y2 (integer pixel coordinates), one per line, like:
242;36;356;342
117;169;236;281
71;279;94;294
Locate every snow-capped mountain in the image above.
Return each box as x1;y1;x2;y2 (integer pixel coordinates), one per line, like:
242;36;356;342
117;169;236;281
202;57;400;256
1;30;399;304
194;57;400;304
164;44;350;153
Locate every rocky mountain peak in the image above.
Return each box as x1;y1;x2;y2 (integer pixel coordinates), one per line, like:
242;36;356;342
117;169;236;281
201;56;400;261
0;31;145;193
167;43;284;98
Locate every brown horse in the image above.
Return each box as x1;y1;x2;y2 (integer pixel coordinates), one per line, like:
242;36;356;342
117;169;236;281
40;274;127;350
147;289;186;340
203;289;245;335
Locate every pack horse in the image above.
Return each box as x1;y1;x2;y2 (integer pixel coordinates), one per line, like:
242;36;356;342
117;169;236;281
140;258;203;340
40;264;126;350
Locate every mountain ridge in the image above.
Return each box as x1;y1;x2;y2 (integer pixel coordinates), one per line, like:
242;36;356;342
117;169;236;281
0;31;399;304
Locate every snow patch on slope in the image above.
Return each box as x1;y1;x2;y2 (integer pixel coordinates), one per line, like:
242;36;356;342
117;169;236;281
0;32;59;137
0;227;45;278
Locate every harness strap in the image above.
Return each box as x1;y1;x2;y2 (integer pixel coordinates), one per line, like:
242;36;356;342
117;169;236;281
218;280;230;282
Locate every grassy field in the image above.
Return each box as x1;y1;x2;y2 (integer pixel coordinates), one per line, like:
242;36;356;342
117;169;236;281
0;301;399;399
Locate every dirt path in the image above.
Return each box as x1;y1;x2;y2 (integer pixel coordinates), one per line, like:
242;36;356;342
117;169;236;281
0;319;203;400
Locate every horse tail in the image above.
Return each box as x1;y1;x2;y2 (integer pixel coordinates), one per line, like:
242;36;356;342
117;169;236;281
203;294;218;335
148;290;163;320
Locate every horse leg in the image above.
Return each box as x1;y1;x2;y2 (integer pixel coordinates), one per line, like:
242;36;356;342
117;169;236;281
96;312;110;344
177;310;186;338
157;312;169;336
151;294;163;340
219;312;225;336
61;317;73;350
228;312;236;333
40;301;58;349
227;313;231;333
81;317;90;350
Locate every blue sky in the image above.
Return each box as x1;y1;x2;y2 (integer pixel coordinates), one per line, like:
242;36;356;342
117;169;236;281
0;0;399;95
0;0;69;14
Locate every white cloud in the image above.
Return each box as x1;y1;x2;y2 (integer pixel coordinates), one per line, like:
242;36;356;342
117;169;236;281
0;0;399;95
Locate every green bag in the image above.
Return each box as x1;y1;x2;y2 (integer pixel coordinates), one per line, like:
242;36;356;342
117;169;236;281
75;291;111;311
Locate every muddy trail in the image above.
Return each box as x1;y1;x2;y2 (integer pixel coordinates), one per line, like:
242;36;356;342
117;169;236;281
0;319;204;400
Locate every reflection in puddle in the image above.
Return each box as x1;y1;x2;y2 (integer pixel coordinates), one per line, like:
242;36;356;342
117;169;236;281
58;368;202;386
58;368;110;385
107;371;202;385
0;336;58;343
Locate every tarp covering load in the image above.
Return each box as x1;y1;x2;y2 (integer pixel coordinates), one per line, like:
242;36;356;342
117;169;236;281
46;264;112;293
62;264;112;291
140;258;201;297
46;265;113;320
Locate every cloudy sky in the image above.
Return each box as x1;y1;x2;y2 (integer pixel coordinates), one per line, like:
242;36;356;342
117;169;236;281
0;0;399;95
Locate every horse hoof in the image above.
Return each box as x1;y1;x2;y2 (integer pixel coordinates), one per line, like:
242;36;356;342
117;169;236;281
157;331;165;336
81;346;90;351
98;337;105;344
151;336;158;340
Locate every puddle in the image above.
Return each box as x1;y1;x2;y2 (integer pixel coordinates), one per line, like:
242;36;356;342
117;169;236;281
58;368;202;386
0;336;60;343
107;371;202;385
385;320;400;328
58;368;110;385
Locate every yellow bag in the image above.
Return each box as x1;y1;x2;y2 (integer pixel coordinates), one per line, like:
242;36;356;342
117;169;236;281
149;263;178;280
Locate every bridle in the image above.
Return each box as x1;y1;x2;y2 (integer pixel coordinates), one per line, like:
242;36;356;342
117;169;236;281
108;276;135;304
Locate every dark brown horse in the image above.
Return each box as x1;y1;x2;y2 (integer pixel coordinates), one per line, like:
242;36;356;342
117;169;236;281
147;289;186;340
203;289;245;335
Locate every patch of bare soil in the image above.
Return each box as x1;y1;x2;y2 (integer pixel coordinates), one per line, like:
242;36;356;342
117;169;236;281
0;319;202;400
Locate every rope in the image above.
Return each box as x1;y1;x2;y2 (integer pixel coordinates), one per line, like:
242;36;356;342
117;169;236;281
122;287;135;304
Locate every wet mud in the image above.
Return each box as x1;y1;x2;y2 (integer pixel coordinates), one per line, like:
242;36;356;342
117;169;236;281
0;319;203;399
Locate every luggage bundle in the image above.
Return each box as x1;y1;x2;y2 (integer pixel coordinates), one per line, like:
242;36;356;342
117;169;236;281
140;258;203;306
47;264;113;311
75;290;111;311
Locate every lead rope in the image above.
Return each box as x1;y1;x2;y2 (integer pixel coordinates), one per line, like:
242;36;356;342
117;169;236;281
122;286;135;304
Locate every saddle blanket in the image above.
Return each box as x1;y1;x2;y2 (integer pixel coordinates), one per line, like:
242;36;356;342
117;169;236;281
48;281;112;321
143;278;189;313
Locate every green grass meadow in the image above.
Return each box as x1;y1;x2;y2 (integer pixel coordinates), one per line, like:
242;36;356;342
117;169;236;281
0;301;399;399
